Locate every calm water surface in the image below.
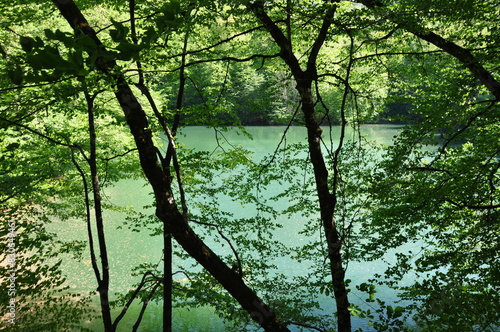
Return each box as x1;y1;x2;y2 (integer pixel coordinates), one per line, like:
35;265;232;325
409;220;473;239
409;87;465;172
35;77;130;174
55;125;420;331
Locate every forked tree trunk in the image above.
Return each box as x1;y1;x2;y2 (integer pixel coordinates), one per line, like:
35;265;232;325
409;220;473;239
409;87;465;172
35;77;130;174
248;1;352;331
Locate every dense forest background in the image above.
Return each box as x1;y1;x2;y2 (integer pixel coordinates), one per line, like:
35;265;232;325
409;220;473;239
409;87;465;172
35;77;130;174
1;1;499;331
157;57;407;126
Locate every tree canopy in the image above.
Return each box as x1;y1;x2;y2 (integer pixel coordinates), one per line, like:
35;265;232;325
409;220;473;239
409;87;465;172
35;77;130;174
1;1;499;331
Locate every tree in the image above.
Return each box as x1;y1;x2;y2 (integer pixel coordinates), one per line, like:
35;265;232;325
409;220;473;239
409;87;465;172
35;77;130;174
352;0;500;330
50;0;290;331
246;1;353;330
245;1;500;330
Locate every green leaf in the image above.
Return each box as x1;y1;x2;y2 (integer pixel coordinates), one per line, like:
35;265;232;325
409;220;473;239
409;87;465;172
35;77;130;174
7;65;23;85
44;29;55;40
30;50;61;69
69;50;84;68
54;59;78;73
54;29;69;42
76;34;98;52
393;306;404;318
26;53;44;70
141;26;157;45
160;0;181;25
20;36;35;52
170;0;181;13
6;142;20;151
163;9;176;22
116;41;143;61
109;18;129;42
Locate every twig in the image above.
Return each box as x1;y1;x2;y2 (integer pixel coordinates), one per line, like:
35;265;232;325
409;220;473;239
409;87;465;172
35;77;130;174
189;219;243;277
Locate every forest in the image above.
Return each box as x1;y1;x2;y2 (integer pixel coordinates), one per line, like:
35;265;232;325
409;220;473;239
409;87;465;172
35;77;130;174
0;0;499;331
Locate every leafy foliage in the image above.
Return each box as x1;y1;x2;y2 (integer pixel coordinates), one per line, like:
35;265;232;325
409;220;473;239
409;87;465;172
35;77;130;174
1;0;499;331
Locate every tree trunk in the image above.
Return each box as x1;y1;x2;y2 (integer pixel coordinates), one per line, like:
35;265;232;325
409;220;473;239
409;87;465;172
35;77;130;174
297;78;351;332
163;234;172;332
85;91;114;331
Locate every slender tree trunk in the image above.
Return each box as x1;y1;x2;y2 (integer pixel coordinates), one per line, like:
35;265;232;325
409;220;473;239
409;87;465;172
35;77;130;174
128;0;174;328
72;151;113;332
163;233;172;332
85;90;114;331
161;25;189;332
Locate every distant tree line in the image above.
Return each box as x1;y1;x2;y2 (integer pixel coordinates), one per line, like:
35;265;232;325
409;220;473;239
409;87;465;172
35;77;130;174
158;60;412;126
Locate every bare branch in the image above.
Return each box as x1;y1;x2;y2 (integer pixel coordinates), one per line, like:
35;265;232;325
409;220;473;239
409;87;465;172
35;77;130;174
164;22;284;59
189;218;243;278
131;281;162;332
0;115;80;150
113;271;161;329
446;199;500;211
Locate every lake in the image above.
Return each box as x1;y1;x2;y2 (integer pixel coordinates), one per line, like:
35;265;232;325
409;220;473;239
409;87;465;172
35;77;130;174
53;125;419;331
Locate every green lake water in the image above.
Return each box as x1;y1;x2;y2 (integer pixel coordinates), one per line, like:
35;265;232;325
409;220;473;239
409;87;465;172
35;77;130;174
53;125;421;331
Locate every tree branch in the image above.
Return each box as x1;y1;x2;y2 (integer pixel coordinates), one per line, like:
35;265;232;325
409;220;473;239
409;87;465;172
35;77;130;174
446;199;500;211
164;22;284;59
189;219;243;278
307;1;336;75
248;1;302;78
0;116;81;150
113;271;161;329
360;0;500;99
